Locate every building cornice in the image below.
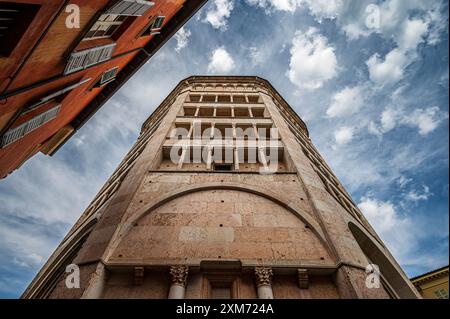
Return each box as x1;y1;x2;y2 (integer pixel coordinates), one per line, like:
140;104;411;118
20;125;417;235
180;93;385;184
411;266;449;286
141;75;309;137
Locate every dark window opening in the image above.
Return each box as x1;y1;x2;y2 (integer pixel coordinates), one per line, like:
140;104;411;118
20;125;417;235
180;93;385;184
252;108;265;118
93;67;119;87
202;95;216;102
189;94;201;102
248;95;260;103
141;16;165;36
214;164;233;171
183;107;196;116
0;2;40;57
216;107;231;117
217;95;231;103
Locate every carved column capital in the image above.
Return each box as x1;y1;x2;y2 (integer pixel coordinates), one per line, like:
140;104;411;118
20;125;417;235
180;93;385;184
255;267;273;287
169;265;189;287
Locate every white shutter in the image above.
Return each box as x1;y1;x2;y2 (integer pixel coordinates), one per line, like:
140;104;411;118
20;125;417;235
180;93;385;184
1;104;61;148
153;16;165;29
106;0;154;16
65;43;116;74
100;67;119;85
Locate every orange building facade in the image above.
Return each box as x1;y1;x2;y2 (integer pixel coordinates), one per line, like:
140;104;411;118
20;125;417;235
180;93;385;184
0;0;206;178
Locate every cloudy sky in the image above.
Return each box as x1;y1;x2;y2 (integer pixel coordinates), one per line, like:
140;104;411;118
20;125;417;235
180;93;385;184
0;0;448;298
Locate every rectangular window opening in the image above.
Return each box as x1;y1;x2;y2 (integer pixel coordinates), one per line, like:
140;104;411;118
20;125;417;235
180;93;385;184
202;95;216;103
188;94;201;102
216;107;231;117
183;107;196;116
217;95;231;103
0;2;41;57
214;163;233;172
141;15;165;36
247;95;260;103
232;95;246;103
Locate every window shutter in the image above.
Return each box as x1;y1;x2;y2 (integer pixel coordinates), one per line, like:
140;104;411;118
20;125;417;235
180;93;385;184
65;43;116;74
1;104;61;148
106;0;154;16
153;16;165;29
100;67;119;85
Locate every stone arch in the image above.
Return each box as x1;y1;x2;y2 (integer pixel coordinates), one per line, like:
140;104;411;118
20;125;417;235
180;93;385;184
22;217;98;298
348;221;421;299
107;183;332;260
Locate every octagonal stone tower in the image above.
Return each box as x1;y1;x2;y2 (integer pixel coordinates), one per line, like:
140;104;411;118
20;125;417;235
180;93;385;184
23;76;420;299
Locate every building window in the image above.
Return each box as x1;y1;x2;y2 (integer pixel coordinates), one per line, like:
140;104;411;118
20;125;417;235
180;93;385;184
106;0;155;16
234;108;249;117
214;164;233;172
203;95;216;103
183;107;196;116
141;16;165;36
95;67;119;87
1;104;61;148
217;95;231;103
252;108;265;118
233;95;246;103
0;2;40;57
84;14;129;40
434;289;449;299
248;95;260;103
188;94;201;102
64;43;116;75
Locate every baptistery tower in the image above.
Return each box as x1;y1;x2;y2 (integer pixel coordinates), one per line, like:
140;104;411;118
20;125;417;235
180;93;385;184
23;76;420;299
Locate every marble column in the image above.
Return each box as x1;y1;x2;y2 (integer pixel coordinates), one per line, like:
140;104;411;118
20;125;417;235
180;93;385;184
168;265;189;299
255;267;274;299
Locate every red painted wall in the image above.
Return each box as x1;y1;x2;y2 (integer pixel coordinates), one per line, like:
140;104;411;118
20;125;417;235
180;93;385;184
0;0;186;178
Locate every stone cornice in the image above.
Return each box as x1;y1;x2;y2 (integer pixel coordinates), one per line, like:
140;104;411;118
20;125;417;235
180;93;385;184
411;267;449;286
141;76;309;137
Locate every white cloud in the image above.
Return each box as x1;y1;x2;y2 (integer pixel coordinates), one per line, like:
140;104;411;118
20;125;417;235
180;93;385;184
369;106;447;136
203;0;234;31
405;185;433;202
174;27;191;52
358;194;448;270
246;0;301;12
361;1;444;87
302;0;344;21
248;47;265;67
246;0;344;19
364;16;430;87
207;46;236;74
366;49;408;87
358;197;416;261
326;86;364;118
287;27;338;90
342;22;372;40
405;106;448;136
397;176;413;188
334;126;354;145
397;18;428;50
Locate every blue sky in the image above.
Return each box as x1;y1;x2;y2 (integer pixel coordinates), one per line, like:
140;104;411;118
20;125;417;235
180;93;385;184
0;0;448;298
